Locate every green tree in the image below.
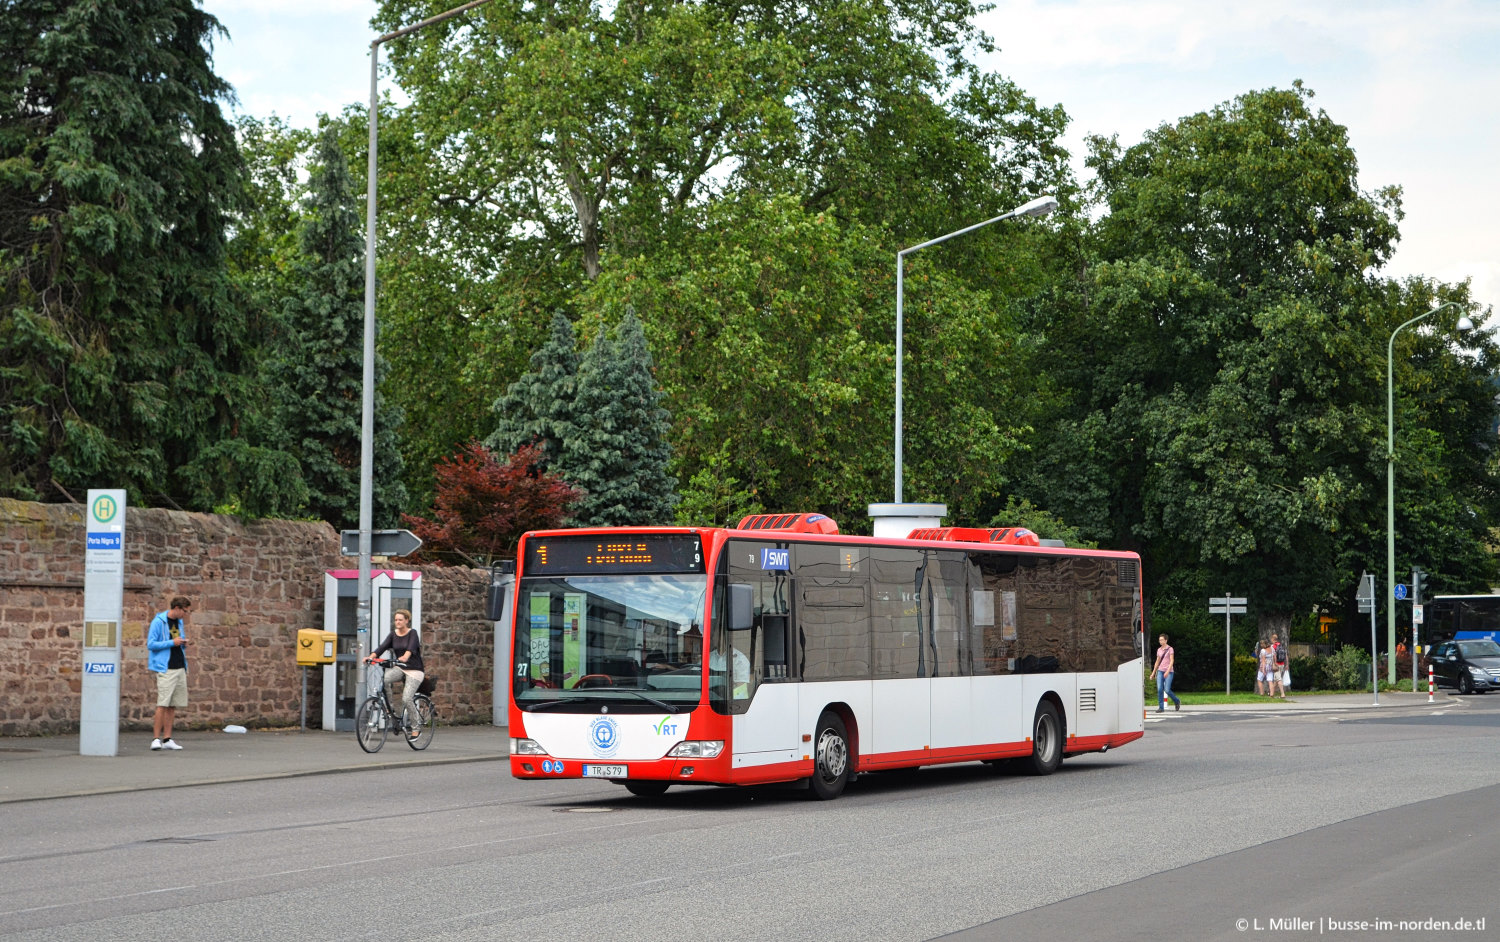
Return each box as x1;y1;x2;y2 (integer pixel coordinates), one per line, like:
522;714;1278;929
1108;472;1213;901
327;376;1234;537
268;127;406;529
584;194;1041;529
1018;84;1500;630
356;0;1073;513
562;312;678;526
485;310;579;471
0;0;272;508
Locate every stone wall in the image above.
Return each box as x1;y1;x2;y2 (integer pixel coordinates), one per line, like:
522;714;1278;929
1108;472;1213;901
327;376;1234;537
0;498;495;736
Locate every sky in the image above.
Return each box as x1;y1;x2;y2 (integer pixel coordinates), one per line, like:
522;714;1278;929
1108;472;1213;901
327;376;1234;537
202;0;1500;316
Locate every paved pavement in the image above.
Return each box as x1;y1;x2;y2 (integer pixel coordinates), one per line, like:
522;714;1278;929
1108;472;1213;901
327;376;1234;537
0;723;511;804
0;690;1452;804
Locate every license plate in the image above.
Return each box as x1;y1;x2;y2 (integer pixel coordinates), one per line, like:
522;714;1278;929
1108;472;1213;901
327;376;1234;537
583;764;628;778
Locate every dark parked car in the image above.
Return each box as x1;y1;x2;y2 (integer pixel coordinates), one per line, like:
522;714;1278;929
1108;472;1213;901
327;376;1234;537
1426;639;1500;694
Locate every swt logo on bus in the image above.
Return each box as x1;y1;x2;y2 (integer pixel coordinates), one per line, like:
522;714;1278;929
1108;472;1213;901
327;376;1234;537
761;548;790;570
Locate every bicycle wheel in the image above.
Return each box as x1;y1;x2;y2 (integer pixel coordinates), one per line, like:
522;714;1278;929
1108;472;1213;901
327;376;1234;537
356;696;388;753
406;695;437;751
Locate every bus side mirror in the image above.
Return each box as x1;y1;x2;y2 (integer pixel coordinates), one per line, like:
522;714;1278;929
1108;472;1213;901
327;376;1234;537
729;584;754;631
485;560;515;621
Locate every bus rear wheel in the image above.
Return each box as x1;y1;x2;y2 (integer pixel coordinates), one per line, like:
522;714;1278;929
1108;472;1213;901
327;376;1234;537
1022;701;1063;776
809;711;851;800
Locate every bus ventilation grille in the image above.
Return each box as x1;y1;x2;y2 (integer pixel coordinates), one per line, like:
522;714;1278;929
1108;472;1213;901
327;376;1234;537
987;527;1041;546
907;526;992;543
1116;559;1139;586
1079;688;1097;712
735;513;840;534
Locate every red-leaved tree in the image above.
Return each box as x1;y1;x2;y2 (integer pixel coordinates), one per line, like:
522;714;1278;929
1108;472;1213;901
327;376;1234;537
403;442;581;566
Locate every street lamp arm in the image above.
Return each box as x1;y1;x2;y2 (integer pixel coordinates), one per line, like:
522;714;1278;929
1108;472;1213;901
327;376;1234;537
899;208;1025;259
373;0;493;46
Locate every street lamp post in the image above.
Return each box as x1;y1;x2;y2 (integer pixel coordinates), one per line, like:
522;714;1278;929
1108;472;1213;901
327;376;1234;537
1385;300;1472;683
357;0;493;707
892;194;1057;503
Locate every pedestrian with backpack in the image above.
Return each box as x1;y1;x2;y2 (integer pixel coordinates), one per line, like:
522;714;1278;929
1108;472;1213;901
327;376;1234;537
1270;632;1287;699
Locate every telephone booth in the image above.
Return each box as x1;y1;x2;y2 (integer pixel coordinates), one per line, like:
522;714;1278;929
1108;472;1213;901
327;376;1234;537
322;569;422;731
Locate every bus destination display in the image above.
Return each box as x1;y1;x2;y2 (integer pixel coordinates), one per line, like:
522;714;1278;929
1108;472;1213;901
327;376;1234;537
524;535;704;574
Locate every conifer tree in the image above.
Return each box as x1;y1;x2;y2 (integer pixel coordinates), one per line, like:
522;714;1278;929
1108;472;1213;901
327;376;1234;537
485;311;578;470
0;0;273;506
268;126;406;528
563;313;678;526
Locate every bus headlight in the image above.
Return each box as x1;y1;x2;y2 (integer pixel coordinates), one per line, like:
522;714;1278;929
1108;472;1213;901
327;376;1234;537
511;738;549;756
666;740;724;759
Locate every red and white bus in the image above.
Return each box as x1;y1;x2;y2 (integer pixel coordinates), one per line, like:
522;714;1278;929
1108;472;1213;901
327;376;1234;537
508;513;1145;799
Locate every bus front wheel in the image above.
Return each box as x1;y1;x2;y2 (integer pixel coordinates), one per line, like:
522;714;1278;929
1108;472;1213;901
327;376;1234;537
1023;701;1063;776
809;712;851;800
624;781;670;798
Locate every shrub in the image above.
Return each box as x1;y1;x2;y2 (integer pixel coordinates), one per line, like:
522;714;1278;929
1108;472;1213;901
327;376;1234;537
1323;645;1371;690
1286;655;1325;691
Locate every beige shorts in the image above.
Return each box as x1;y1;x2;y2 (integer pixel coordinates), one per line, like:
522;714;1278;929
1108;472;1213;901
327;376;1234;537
156;668;188;708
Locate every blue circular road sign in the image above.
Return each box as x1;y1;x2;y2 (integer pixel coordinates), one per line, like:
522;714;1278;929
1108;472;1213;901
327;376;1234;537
1394;583;1407;600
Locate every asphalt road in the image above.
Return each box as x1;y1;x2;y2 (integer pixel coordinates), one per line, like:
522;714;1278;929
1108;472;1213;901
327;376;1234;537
3;697;1498;942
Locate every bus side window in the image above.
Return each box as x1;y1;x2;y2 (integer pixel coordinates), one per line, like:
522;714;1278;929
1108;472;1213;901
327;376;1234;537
762;613;790;679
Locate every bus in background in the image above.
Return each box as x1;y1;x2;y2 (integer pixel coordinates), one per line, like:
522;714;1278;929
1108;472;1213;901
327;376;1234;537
508;513;1146;799
1424;594;1500;646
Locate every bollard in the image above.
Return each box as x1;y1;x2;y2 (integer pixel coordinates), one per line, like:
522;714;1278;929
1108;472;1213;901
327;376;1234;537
1428;663;1434;703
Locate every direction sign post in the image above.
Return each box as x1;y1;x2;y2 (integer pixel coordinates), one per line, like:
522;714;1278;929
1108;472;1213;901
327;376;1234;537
340;529;423;558
1411;568;1424;693
1359;572;1378;704
1208;594;1247;694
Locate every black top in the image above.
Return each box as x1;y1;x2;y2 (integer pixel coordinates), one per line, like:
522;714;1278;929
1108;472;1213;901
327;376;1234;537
166;618;186;670
374;629;423;673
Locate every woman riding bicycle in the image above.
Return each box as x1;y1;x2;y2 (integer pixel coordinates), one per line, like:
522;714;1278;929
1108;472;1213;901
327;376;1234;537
365;610;424;734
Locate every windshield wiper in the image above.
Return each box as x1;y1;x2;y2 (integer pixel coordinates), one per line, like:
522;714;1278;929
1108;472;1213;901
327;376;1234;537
611;689;682;713
521;699;577;712
519;690;682;713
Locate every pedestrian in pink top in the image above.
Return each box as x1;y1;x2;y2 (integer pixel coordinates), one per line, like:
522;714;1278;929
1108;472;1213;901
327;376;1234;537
1153;633;1180;712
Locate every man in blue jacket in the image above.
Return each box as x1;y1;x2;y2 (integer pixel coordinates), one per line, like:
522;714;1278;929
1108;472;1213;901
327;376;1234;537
147;597;192;750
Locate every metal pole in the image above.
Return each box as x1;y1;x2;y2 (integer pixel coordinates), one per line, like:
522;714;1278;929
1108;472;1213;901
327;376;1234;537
1368;573;1379;705
1387;300;1463;685
1224;596;1231;694
894;253;903;504
891;198;1055;505
358;37;380;709
358;0;494;713
1412;567;1419;693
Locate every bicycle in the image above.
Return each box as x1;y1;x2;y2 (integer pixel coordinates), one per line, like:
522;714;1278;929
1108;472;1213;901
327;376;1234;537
355;658;437;753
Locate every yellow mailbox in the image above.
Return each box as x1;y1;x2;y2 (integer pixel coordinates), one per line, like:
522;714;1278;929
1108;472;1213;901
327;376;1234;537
296;629;338;666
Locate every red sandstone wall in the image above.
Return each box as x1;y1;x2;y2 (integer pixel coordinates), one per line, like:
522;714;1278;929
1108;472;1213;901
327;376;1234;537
0;498;493;736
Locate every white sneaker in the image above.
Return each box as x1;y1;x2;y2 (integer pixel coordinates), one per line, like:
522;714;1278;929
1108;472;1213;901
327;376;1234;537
161;739;183;750
151;738;163;750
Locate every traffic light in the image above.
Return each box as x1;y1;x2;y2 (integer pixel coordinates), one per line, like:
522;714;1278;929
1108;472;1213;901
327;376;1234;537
1412;569;1424;605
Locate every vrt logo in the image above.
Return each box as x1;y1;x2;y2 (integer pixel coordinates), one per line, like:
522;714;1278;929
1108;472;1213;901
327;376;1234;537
654;717;679;736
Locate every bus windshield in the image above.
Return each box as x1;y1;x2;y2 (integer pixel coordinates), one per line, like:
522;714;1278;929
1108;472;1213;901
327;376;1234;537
514;574;708;707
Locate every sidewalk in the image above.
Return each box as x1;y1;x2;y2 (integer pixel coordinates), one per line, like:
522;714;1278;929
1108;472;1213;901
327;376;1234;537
0;723;511;804
1153;689;1455;713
